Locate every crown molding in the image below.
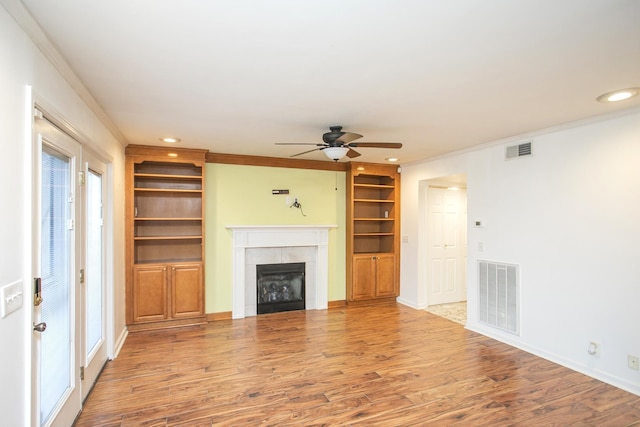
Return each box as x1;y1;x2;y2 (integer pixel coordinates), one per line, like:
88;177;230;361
1;0;127;146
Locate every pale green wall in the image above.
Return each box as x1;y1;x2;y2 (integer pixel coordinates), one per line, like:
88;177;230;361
204;163;346;313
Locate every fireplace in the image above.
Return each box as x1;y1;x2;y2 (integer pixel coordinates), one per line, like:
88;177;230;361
226;225;335;319
257;262;305;314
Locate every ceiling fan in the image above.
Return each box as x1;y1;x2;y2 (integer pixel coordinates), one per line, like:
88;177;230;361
276;126;402;161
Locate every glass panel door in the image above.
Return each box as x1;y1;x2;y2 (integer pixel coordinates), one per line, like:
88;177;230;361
33;117;82;427
40;147;72;424
81;153;109;399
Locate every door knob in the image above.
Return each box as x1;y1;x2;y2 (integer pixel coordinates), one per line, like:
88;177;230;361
33;322;47;333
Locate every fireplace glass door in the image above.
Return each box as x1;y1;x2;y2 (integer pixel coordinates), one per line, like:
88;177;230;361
257;262;305;314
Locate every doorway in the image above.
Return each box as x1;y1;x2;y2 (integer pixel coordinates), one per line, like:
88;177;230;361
423;175;468;323
32;109;110;426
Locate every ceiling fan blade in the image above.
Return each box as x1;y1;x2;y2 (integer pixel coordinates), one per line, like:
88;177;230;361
276;143;324;146
335;132;363;144
348;142;402;149
346;148;361;158
290;147;323;157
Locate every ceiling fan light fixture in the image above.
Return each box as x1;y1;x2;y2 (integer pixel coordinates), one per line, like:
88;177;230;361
323;146;349;161
276;126;401;160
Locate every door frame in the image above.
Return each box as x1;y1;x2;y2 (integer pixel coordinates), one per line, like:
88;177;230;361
418;175;468;309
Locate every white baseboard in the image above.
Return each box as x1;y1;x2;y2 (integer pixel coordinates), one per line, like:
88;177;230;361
396;297;426;310
466;323;640;397
112;327;128;359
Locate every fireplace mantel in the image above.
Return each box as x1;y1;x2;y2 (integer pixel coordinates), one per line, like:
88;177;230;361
226;225;337;319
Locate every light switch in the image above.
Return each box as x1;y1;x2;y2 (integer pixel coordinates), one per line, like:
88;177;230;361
1;280;23;318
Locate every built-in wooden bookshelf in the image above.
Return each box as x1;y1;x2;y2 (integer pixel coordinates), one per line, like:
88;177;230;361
125;145;208;330
346;162;400;303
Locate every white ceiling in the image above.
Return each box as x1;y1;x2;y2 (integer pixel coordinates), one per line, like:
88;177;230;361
18;0;640;164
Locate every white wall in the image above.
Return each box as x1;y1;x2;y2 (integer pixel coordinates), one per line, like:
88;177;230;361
0;3;126;425
400;108;640;395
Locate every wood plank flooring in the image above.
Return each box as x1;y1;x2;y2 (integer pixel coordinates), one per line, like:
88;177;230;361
75;303;640;426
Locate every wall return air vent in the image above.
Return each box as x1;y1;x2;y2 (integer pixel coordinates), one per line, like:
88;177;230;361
478;260;519;335
505;141;532;160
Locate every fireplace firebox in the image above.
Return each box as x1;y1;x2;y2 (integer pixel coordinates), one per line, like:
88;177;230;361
257;262;305;314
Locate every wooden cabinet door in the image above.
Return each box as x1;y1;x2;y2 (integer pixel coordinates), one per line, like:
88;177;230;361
132;264;168;322
375;254;397;298
171;263;204;318
351;255;376;301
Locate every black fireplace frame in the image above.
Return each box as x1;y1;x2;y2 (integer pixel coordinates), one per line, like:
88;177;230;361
256;262;305;314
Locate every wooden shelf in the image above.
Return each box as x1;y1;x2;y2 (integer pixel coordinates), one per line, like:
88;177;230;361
354;183;395;189
135;217;202;221
351;251;395;256
354;199;395;203
134;258;202;265
134;235;202;241
134;188;202;193
134;173;202;180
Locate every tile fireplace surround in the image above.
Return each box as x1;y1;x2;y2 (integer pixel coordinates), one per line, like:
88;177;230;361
226;225;336;319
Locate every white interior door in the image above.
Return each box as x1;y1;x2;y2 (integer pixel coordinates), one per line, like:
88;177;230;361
33;116;82;427
427;186;467;306
81;152;108;399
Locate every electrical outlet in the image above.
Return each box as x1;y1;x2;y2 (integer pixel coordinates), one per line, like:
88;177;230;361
286;196;290;205
628;355;639;371
587;341;600;357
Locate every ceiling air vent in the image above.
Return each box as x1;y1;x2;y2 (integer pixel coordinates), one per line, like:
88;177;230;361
505;141;532;160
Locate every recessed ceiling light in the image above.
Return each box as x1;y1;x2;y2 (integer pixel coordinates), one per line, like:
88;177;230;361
596;87;639;103
167;153;178;158
161;137;181;143
386;157;399;162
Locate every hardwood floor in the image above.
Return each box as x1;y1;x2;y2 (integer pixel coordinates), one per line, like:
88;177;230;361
75;303;640;426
